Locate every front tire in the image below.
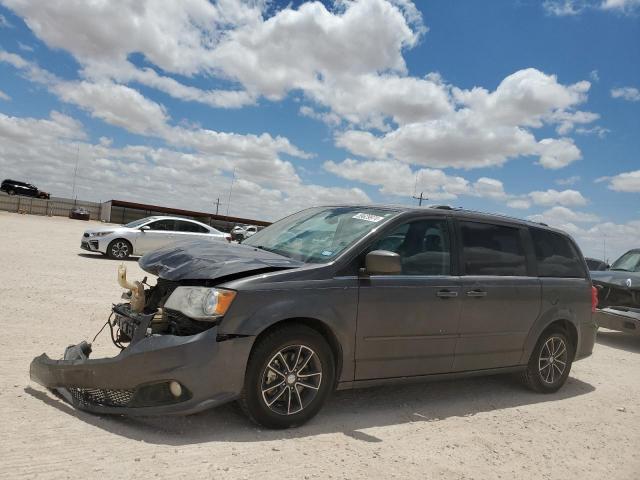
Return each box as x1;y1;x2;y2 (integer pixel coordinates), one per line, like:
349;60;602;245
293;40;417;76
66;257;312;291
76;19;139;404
239;325;335;429
107;239;132;259
7;189;15;195
521;328;573;393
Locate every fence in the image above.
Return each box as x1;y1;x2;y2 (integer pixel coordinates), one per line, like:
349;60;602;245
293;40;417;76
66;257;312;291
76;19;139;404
0;192;102;220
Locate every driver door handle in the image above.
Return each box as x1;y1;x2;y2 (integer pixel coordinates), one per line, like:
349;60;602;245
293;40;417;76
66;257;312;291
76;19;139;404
466;289;487;298
436;289;458;298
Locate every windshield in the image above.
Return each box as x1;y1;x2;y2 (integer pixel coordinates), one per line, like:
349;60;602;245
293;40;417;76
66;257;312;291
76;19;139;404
610;251;640;272
123;218;153;228
243;206;399;263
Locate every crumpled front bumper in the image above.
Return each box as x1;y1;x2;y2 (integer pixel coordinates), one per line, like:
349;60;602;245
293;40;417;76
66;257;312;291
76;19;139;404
30;326;254;415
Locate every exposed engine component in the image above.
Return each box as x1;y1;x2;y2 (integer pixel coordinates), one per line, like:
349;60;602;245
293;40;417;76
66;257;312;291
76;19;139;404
117;264;145;312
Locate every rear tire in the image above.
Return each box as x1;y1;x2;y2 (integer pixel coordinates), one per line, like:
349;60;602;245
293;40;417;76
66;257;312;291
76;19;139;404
107;239;132;259
7;189;15;195
239;325;335;429
521;328;573;393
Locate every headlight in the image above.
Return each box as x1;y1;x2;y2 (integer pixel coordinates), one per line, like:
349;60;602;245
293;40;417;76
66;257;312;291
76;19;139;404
164;287;236;321
90;231;114;237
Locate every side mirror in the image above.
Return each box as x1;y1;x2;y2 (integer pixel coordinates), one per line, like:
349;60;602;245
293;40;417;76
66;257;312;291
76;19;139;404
139;225;151;232
365;250;402;275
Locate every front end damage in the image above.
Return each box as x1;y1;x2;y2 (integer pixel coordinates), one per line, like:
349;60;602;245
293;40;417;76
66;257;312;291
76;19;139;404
592;271;640;336
29;266;253;415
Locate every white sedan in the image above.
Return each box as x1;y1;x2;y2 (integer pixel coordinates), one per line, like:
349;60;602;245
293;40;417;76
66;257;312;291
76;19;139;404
81;216;230;259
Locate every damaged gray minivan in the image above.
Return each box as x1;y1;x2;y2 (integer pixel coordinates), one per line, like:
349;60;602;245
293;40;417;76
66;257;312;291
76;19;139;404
30;205;597;428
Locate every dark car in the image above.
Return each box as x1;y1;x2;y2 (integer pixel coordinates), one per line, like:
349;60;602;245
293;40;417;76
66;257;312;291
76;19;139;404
585;257;609;271
591;248;640;335
1;179;50;199
30;205;597;428
69;207;91;221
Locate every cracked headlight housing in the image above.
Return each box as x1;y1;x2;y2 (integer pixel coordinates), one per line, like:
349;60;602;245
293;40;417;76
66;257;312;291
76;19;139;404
164;287;236;321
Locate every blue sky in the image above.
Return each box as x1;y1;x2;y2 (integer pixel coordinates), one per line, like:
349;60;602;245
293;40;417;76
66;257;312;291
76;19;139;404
0;0;638;259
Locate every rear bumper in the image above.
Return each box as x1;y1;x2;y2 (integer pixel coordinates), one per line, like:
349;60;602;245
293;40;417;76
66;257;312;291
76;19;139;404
595;307;640;336
30;326;254;415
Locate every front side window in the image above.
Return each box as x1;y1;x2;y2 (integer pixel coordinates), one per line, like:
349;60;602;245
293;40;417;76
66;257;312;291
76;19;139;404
460;221;527;276
243;207;400;263
369;219;451;275
530;228;586;278
148;219;176;231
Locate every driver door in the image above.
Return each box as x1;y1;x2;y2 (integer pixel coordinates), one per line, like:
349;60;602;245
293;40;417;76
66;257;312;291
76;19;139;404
135;219;178;254
355;218;462;380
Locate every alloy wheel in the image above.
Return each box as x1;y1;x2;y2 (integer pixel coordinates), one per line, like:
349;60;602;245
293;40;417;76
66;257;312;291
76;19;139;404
111;241;129;259
538;336;568;384
261;345;322;416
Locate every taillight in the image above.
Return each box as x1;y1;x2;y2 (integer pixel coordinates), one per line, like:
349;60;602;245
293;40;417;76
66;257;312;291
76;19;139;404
591;286;598;313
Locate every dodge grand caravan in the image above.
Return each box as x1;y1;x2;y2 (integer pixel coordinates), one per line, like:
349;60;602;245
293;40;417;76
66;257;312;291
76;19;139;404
30;205;597;428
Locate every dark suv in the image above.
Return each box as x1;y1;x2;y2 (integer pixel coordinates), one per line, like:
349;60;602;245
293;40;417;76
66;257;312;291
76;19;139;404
1;179;50;199
31;205;597;428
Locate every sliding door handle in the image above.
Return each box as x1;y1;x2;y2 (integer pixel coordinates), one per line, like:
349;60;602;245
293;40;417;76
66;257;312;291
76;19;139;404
466;289;487;298
436;289;458;299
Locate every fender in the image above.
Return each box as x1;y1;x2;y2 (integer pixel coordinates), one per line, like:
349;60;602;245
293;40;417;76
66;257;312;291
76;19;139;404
218;277;359;383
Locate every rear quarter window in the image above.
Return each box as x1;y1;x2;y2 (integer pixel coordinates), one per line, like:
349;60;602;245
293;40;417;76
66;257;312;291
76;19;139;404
530;228;586;278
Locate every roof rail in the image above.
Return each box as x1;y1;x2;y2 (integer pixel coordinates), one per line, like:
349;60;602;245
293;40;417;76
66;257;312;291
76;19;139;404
430;205;454;210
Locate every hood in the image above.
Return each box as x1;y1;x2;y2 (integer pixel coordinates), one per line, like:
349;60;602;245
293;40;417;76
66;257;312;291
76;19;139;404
85;225;126;234
138;239;304;281
591;270;640;290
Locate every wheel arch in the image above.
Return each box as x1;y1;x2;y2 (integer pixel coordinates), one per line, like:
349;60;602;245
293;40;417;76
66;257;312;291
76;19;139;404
543;319;578;360
107;237;133;256
249;317;343;388
522;313;581;363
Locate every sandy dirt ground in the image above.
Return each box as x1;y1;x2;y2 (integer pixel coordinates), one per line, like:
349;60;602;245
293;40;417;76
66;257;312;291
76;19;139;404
0;211;639;480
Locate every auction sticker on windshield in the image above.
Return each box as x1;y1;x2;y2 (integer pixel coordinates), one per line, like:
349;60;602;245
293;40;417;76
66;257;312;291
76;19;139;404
352;213;384;222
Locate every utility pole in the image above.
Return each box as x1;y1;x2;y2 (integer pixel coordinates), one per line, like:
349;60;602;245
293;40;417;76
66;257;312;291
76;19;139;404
226;168;236;217
214;197;220;215
412;192;427;206
71;143;80;199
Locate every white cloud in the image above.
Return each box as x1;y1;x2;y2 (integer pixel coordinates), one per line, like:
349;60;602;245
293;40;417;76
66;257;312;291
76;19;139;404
53;81;170;136
0;50;311;178
611;87;640;102
0;89;10;101
604;170;640;192
528;189;588;206
507;198;532;209
323;159;470;200
0;14;11;28
17;41;34;52
336;69;590;170
544;0;640;16
535;137;582;169
528;206;599;224
2;0;264;75
601;0;640;12
543;0;586;16
589;70;600;82
2;3;596;176
0;110;369;220
575;125;609;138
324;158;591;212
556;175;581;186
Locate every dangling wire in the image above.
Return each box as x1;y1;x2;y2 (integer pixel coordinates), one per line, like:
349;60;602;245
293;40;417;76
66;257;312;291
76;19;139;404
91;312;113;343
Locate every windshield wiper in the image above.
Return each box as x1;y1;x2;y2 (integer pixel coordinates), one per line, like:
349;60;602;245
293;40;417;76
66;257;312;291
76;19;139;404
610;268;630;272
